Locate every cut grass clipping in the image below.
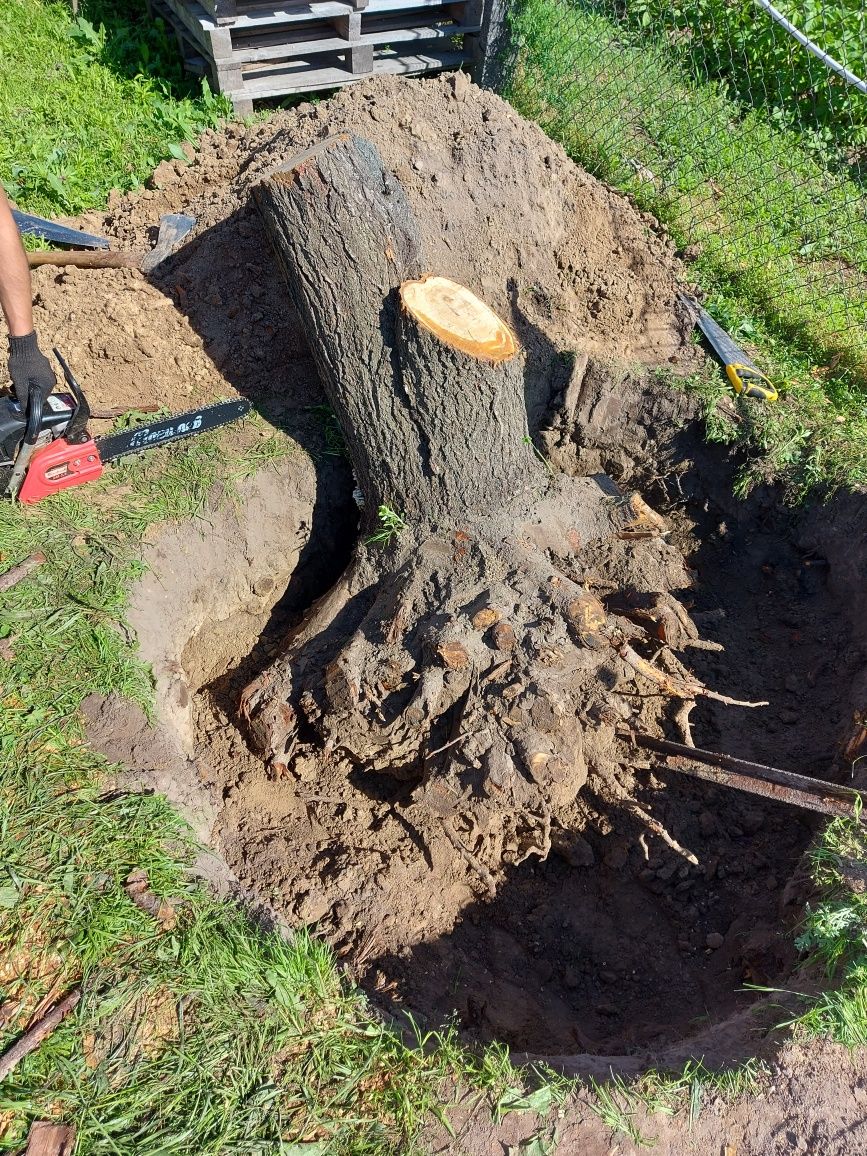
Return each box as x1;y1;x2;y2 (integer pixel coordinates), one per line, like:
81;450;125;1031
505;0;867;497
0;0;230;214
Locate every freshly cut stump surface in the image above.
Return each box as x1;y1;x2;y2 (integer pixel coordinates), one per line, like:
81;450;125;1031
400;276;519;362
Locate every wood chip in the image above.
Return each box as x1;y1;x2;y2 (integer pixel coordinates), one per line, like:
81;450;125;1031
492;622;517;652
26;1122;76;1156
471;607;500;630
620;492;668;535
437;640;469;670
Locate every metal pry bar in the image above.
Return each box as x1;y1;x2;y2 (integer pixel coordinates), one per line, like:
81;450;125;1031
624;731;861;819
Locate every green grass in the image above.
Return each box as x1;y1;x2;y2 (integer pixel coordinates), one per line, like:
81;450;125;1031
585;1059;767;1148
0;0;230;214
505;0;867;495
771;802;867;1046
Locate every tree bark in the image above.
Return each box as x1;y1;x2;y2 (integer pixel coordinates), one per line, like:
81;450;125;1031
241;134;740;887
251;134;542;526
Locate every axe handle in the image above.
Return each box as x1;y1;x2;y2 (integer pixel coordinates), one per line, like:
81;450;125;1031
27;250;142;269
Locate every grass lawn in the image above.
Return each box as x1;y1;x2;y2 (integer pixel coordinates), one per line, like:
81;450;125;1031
0;0;229;214
505;0;867;498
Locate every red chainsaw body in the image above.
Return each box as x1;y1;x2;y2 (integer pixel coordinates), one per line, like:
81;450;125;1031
18;438;104;504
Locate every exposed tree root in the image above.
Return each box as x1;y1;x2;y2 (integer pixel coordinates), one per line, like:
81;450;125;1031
240;131;769;890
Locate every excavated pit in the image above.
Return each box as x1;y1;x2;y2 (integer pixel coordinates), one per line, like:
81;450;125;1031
84;374;867;1070
55;72;867;1070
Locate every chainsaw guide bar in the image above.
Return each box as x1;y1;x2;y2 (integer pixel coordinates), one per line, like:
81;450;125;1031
96;399;251;463
1;350;252;504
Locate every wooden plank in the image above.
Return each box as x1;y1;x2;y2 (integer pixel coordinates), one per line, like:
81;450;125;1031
230;20;354;61
359;15;480;42
196;0;456;31
227;14;473;62
26;1123;76;1156
348;43;374;73
239;46;466;95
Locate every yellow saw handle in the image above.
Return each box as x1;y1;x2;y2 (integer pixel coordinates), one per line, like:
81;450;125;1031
725;363;778;402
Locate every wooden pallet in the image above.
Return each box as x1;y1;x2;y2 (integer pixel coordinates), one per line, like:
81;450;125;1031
201;0;368;23
152;0;481;113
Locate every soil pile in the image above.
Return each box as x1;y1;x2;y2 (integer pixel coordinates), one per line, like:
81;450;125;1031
2;72;700;431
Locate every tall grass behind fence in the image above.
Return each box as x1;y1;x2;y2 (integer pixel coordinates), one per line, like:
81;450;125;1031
502;0;867;379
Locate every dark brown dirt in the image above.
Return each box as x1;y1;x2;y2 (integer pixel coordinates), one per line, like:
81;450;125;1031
426;1037;867;1155
181;371;859;1062
18;70;865;1152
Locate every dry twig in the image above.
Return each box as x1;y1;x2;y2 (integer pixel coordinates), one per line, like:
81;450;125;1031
0;989;81;1083
0;552;46;594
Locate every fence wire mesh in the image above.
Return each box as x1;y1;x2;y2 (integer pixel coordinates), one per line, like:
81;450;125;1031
500;0;867;378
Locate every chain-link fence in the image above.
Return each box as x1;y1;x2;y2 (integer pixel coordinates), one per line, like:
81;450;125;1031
496;0;867;379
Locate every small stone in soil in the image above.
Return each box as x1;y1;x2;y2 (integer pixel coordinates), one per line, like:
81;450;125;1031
706;931;725;949
603;844;629;870
551;829;595;867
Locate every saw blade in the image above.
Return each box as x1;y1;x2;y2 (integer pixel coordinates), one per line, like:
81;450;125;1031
680;294;759;372
95;399;251;463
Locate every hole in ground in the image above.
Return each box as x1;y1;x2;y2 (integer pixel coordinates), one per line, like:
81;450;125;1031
104;402;864;1070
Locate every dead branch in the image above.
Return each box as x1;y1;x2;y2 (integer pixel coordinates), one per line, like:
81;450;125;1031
0;988;81;1083
0;552;46;594
27;250;140;269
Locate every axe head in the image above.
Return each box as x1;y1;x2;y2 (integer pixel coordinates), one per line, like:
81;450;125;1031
141;213;196;273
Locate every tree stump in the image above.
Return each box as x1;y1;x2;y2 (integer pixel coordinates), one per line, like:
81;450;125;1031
241;133;758;889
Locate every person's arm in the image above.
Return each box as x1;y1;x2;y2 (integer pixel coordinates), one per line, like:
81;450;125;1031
0;189;55;406
0;189;34;336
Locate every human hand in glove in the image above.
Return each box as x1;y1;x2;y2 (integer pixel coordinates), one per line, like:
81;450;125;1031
8;332;56;410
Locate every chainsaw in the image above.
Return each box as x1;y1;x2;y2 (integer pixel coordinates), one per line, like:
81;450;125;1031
1;349;251;504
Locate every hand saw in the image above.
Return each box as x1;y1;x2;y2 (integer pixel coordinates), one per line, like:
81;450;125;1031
680;294;778;401
1;350;250;504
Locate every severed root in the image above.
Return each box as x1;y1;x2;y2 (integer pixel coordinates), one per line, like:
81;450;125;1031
440;819;497;899
625;800;699;865
614;636;768;708
674;699;697;747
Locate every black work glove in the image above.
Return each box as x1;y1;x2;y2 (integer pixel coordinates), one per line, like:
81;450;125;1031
8;332;55;411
